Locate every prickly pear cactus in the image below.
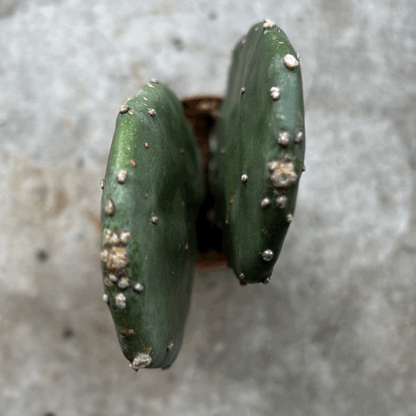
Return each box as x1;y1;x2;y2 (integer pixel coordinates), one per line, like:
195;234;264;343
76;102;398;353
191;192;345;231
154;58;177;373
100;81;204;370
210;20;305;284
100;20;305;369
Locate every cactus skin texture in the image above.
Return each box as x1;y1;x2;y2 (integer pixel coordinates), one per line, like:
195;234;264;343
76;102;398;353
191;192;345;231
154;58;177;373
100;81;204;369
211;21;305;284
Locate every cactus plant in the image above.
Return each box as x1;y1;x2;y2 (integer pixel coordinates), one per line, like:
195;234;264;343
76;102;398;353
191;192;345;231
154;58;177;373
100;81;204;370
100;20;305;369
210;20;305;285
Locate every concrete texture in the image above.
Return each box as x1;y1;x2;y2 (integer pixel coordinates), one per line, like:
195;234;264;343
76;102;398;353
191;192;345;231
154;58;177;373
0;0;415;415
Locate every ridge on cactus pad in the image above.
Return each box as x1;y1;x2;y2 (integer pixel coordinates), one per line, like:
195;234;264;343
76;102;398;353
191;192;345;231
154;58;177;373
210;20;305;284
100;81;204;369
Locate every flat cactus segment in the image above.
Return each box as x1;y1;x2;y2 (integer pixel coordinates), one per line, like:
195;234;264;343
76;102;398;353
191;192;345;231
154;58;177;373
100;82;204;369
211;21;305;284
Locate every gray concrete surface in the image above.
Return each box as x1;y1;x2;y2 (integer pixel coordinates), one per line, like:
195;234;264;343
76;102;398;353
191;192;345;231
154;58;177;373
0;0;415;415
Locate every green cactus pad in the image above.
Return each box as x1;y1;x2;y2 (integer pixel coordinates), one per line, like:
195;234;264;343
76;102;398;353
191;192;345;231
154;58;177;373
211;20;305;284
100;81;204;369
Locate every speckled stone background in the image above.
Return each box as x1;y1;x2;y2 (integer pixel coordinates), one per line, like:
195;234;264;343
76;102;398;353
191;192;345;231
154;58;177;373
1;1;415;415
